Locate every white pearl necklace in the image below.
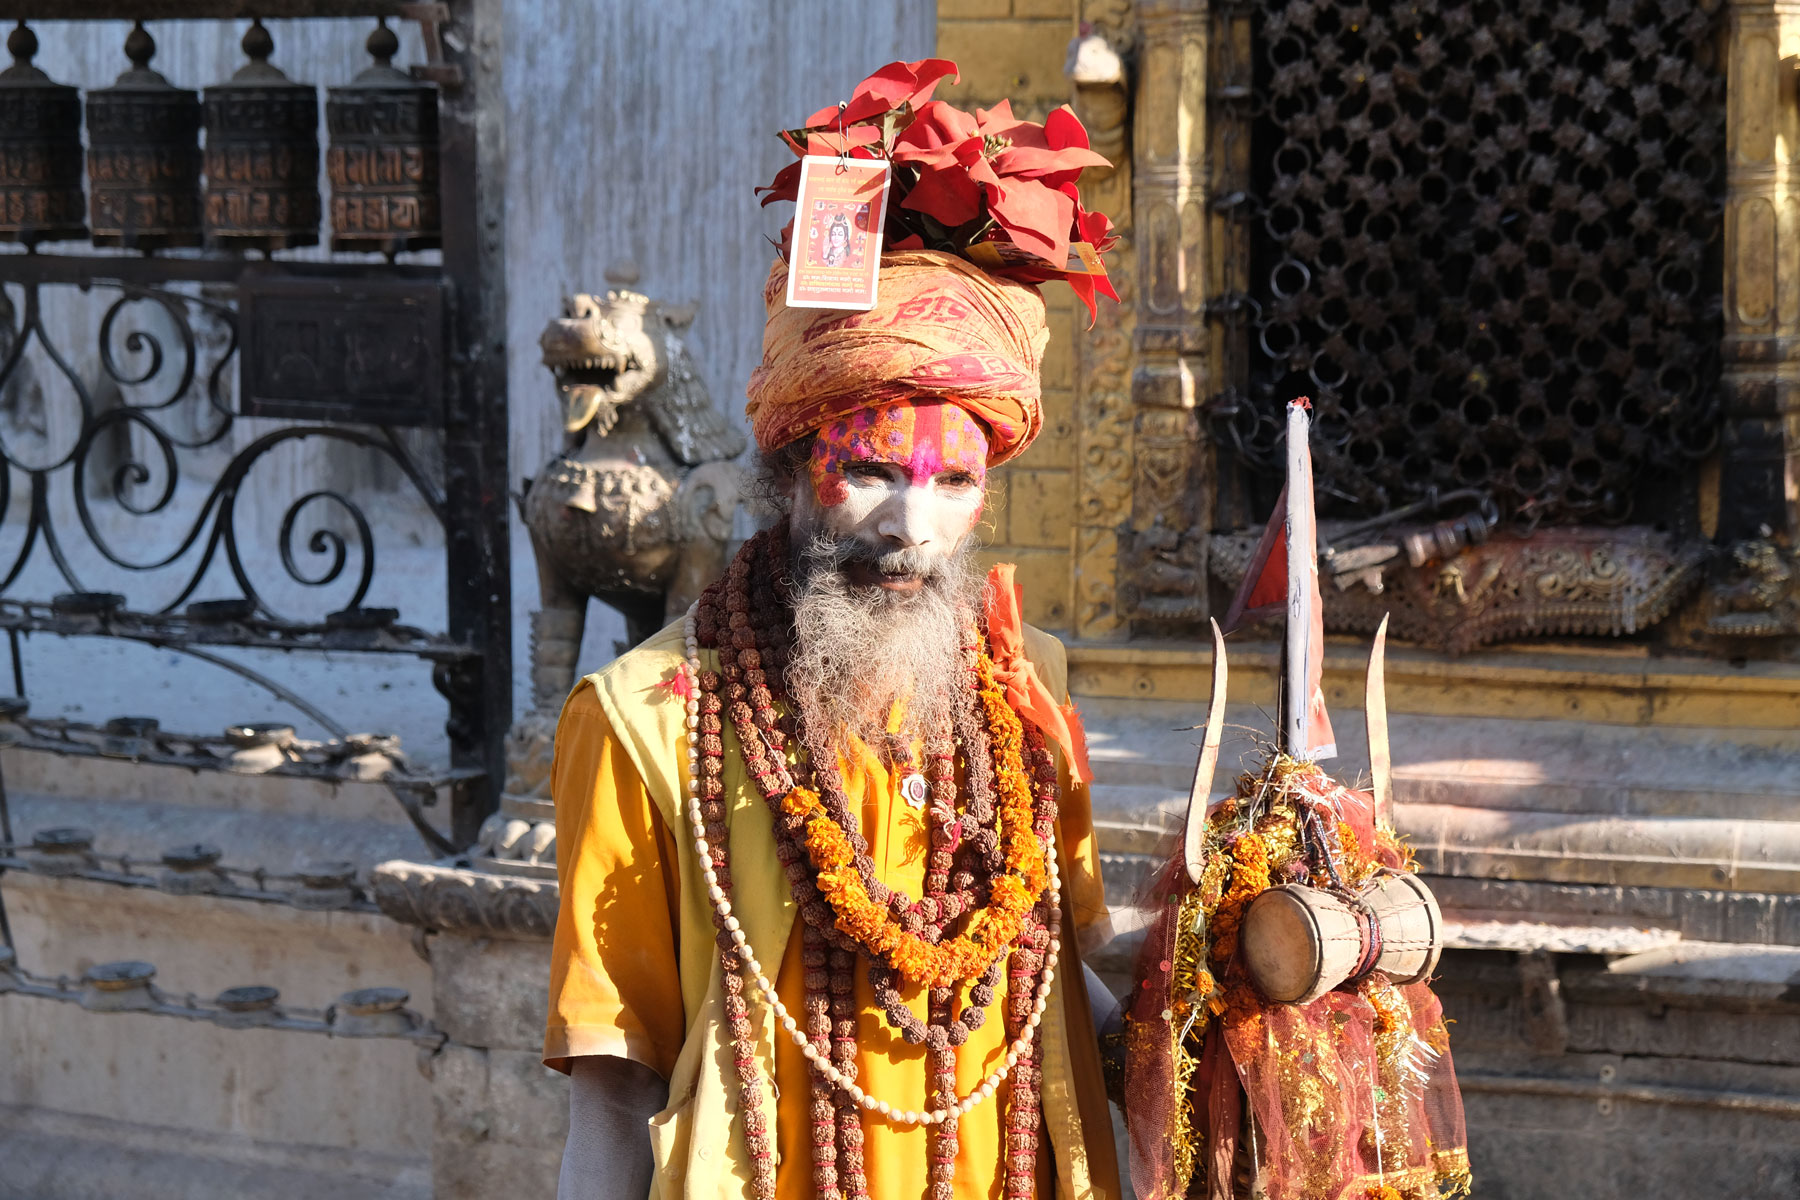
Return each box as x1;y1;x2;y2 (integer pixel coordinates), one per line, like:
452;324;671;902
681;606;1062;1127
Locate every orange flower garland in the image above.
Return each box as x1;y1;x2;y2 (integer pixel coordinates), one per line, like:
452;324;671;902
777;647;1050;990
1207;832;1270;965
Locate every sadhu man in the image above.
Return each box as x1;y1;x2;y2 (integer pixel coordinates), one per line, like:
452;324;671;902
546;62;1122;1200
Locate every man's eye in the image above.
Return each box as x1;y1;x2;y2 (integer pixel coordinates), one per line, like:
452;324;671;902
938;471;978;489
845;462;891;481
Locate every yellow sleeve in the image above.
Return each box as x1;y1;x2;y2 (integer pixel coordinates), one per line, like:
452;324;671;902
543;681;686;1078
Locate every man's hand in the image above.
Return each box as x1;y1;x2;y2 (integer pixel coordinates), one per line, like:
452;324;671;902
559;1055;670;1200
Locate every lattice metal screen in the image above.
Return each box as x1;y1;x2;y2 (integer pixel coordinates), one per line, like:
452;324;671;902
1216;0;1728;525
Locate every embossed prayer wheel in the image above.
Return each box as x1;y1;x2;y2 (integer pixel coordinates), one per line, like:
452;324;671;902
202;20;320;251
326;19;440;255
0;22;86;244
85;21;202;250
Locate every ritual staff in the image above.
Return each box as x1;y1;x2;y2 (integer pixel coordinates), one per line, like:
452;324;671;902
545;62;1124;1200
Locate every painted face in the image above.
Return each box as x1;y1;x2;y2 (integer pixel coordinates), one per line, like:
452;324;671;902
797;399;990;587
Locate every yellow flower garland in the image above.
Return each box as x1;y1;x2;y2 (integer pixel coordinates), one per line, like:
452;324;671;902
779;648;1050;991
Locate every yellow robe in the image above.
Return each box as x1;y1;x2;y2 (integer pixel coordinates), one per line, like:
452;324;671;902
545;621;1119;1200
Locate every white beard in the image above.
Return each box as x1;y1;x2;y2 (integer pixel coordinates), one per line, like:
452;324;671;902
783;524;986;751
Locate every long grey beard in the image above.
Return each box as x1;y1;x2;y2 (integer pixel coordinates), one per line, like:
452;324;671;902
784;526;986;751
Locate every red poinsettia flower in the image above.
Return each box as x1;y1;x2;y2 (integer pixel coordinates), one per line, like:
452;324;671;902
757;61;1121;320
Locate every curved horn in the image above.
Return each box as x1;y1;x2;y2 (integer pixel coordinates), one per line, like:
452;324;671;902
1366;613;1392;831
1183;618;1230;883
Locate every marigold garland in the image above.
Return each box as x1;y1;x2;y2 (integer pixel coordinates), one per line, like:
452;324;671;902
777;649;1049;991
1207;833;1270;965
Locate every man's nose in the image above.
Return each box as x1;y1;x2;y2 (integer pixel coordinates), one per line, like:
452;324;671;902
874;484;935;548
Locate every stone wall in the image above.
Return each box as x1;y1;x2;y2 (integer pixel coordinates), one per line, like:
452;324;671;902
424;934;567;1200
0;871;434;1199
1437;945;1800;1198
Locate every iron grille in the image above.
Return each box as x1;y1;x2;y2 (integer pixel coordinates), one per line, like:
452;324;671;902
1217;0;1727;526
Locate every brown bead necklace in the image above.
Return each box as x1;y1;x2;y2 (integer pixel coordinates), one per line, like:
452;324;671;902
685;527;1061;1200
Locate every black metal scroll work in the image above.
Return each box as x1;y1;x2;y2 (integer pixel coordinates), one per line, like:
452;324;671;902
1219;0;1726;527
0;273;472;854
0;3;510;857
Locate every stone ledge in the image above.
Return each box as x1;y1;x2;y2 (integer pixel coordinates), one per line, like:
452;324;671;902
0;1102;430;1200
1066;638;1800;729
370;860;556;941
1425;875;1800;946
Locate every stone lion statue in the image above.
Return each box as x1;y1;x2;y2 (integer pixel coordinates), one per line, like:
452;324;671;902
521;285;745;713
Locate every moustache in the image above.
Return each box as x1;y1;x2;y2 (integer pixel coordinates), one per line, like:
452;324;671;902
801;531;952;581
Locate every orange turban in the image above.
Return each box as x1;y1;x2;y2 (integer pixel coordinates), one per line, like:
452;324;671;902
744;250;1050;465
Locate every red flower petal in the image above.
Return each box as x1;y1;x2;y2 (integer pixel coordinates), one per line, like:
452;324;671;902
801;102;846;130
804;125;883;157
756;160;803;207
891;102;982;169
1044;105;1091;152
1075;201;1120;253
990;144;1112;185
987;179;1074;264
802;58;961;129
902;164;986;227
889;232;926;250
974;99;1024;138
869;57;960;108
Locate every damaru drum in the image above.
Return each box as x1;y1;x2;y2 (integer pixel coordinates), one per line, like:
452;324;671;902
1240;871;1444;1004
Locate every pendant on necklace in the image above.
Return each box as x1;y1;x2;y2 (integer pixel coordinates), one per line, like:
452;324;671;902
901;772;929;809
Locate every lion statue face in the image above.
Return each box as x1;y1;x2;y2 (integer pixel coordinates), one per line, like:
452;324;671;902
539;289;698;437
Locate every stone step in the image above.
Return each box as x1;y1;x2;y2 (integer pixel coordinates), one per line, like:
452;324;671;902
3;790;429;881
1086;782;1185;828
1074;694;1800;899
1076;697;1800;822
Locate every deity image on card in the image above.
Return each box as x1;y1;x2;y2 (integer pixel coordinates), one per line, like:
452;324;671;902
806;200;870;271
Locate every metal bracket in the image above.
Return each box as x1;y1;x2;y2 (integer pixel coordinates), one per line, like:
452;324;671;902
400;2;464;90
237;272;448;427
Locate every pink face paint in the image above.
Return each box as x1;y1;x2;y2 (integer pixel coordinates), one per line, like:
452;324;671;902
807;399;989;508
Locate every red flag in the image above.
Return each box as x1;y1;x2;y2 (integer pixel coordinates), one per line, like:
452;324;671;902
1221;481;1289;633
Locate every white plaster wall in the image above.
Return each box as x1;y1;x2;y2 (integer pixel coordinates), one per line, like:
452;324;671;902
500;2;936;482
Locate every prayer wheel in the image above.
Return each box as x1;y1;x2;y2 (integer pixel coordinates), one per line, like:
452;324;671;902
0;22;86;245
202;20;320;251
326;19;441;255
85;21;202;249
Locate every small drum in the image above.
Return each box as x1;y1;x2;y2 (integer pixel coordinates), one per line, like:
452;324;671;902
1240;884;1366;1004
1240;871;1444;1004
1363;870;1443;984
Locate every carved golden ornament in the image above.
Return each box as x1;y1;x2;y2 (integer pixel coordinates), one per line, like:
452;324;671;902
1211;526;1709;653
1689;539;1800;639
